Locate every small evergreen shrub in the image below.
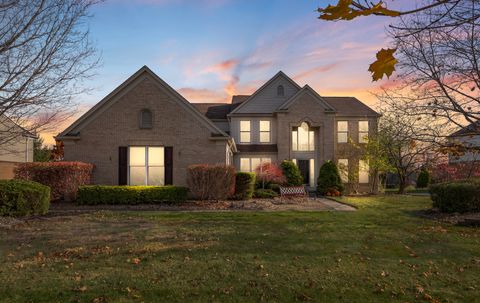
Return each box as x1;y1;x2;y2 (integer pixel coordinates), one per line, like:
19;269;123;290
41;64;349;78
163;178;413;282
280;160;304;186
253;189;278;199
268;183;281;194
15;161;94;201
416;169;431;188
77;185;188;205
0;180;50;216
187;164;236;200
233;172;256;200
430;180;480;213
317;160;344;196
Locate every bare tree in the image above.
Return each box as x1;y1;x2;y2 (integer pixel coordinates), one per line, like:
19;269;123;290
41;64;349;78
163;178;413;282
375;109;439;194
0;0;100;149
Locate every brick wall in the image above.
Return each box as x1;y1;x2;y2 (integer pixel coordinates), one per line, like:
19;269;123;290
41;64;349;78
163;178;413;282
63;75;228;186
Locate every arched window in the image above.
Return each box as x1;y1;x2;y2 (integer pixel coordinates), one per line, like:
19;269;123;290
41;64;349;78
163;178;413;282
139;109;153;129
292;122;315;151
277;85;285;97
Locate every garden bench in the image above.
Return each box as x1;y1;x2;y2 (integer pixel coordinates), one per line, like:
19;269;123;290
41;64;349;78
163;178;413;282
279;186;307;197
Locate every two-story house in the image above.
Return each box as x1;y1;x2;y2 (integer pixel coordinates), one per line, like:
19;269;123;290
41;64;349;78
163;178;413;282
57;66;379;192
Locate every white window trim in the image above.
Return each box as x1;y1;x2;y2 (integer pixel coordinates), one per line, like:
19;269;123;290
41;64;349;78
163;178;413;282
259;120;271;143
359;160;369;184
240;120;251;143
292;123;315;151
239;157;271;172
338;159;349;183
128;146;165;186
359;121;369;143
337;121;348;143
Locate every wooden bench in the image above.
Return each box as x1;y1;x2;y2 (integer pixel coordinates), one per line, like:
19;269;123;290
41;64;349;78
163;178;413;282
280;186;307;197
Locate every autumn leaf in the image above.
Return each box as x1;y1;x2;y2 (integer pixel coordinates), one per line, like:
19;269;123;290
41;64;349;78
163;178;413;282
318;0;400;21
368;48;398;81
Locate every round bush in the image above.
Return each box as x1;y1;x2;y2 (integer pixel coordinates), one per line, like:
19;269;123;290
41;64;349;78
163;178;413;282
0;180;50;216
317;160;344;195
280;160;304;186
430;180;480;213
416;169;431;188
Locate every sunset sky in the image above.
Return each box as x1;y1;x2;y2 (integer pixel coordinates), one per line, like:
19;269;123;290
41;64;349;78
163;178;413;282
46;0;396;144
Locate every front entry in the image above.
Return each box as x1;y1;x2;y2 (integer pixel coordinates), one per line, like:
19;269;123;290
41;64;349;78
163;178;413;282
297;160;310;185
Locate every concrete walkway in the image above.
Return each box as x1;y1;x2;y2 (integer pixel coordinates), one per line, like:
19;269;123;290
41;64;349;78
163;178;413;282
319;198;357;211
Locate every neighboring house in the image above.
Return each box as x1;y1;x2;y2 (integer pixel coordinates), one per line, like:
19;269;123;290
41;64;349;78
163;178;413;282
57;66;380;192
0;115;36;179
448;121;480;164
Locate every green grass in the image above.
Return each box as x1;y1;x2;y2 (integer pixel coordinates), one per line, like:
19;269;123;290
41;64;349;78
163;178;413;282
1;195;479;302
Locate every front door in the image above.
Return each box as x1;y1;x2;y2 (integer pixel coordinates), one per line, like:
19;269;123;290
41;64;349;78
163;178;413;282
298;160;310;185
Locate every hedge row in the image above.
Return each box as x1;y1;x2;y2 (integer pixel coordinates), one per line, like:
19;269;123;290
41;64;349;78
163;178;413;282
430;179;480;213
0;180;50;216
77;185;188;205
15;162;94;201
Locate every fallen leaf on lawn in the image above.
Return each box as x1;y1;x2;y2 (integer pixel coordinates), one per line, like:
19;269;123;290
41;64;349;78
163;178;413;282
76;286;87;292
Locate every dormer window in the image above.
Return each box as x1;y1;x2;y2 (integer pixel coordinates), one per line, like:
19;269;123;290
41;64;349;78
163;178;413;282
277;85;285;97
140;109;153;129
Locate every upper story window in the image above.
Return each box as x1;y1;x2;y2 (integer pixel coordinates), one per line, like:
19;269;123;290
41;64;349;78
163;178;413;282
259;120;271;143
140;109;153;129
359;121;369;143
292;122;314;151
277;85;285;97
337;121;348;143
240;120;251;143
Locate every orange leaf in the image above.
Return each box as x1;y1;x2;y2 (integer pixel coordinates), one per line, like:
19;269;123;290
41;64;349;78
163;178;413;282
368;48;397;81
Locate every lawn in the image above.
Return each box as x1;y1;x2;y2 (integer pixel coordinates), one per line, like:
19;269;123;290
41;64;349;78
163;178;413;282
1;195;479;302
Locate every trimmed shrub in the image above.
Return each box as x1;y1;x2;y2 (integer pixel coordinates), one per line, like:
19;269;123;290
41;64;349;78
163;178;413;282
268;183;281;194
233;172;256;200
280;160;304;186
430;180;480;213
0;180;50;216
416;169;431;188
77;185;188;205
187;164;236;200
253;188;278;199
255;162;286;189
317;160;344;196
15;162;94;201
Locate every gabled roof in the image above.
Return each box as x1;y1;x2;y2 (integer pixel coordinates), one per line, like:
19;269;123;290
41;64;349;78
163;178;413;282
229;71;301;115
232;95;250;104
277;85;336;112
449;120;480;137
322;97;380;117
0;115;37;138
57;66;228;139
192;102;242;120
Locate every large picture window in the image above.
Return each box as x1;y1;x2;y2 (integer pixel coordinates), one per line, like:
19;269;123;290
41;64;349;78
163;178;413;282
240;120;251;143
129;146;164;185
292;122;314;151
240;157;271;172
259;120;271;143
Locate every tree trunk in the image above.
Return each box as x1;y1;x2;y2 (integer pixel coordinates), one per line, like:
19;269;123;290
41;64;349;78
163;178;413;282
398;174;407;194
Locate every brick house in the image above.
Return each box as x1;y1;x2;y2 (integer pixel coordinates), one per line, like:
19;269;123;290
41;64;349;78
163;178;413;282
57;66;380;191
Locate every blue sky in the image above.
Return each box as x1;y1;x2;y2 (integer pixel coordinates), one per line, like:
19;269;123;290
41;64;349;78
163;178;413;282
46;0;396;143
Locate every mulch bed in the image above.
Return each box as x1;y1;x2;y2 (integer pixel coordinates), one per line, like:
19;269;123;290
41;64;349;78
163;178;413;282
416;208;480;227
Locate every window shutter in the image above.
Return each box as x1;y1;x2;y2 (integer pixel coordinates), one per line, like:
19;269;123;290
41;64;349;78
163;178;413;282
118;146;128;185
165;146;173;185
